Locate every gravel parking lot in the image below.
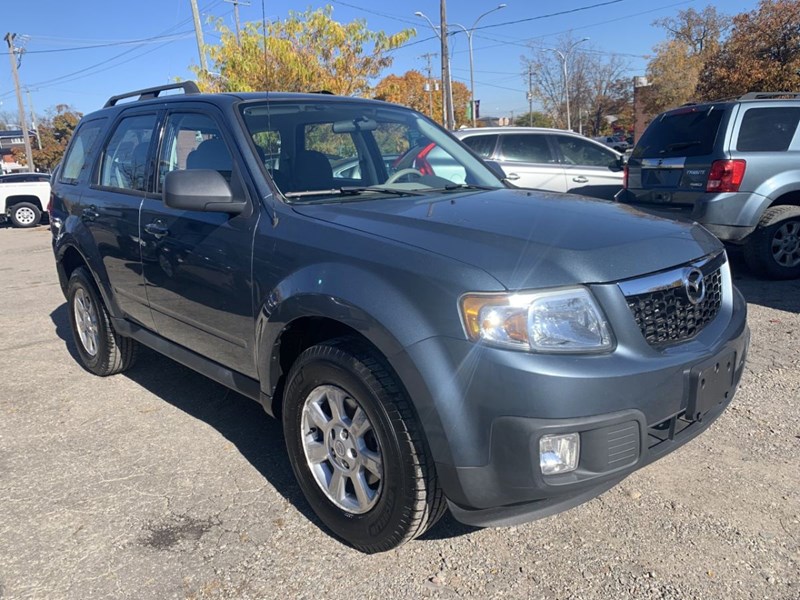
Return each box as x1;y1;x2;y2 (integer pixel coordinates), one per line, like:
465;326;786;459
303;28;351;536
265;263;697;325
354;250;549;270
0;223;798;600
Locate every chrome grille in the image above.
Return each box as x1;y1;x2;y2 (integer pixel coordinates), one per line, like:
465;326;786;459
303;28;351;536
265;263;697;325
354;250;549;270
620;253;725;346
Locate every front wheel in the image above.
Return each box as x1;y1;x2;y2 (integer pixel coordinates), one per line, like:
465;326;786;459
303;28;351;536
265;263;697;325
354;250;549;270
282;337;445;553
9;202;41;228
744;205;800;279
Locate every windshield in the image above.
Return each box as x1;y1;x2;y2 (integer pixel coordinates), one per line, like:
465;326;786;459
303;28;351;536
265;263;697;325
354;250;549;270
239;99;504;202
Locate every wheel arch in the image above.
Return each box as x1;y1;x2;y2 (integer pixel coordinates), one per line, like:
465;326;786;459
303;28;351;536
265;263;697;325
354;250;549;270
4;194;44;211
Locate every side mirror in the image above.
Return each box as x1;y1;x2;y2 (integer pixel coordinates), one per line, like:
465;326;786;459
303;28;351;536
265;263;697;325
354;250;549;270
610;154;628;172
163;169;246;214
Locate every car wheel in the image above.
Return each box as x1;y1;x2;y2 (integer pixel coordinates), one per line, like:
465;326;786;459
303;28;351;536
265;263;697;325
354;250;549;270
282;336;445;553
66;267;139;375
9;202;41;228
744;205;800;279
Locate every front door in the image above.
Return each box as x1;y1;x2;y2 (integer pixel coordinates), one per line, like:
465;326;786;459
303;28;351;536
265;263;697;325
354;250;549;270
553;135;624;200
495;133;567;192
139;108;259;375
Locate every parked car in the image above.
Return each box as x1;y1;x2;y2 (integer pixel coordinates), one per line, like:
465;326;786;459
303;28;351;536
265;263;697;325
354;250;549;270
50;82;749;553
617;92;800;279
454;127;624;200
0;172;51;227
593;135;629;153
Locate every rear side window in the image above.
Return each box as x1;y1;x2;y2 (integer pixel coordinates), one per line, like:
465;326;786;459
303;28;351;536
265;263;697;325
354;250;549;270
461;134;498;158
99;114;157;192
60;119;106;184
499;134;553;163
736;107;800;151
634;107;724;158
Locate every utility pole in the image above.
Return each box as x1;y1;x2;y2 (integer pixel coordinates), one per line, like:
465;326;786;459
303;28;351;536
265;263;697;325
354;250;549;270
527;62;534;127
190;0;208;73
420;53;438;121
440;0;454;130
224;0;249;46
4;33;35;172
25;89;41;150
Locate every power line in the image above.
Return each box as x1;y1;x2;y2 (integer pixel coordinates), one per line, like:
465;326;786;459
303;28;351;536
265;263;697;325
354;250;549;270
0;32;195;55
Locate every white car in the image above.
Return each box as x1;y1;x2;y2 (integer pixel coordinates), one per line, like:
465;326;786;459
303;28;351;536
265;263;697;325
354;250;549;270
455;127;625;200
593;135;630;153
0;173;51;227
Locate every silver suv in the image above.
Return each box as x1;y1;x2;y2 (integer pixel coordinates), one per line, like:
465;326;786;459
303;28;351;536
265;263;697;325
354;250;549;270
454;127;625;200
616;92;800;279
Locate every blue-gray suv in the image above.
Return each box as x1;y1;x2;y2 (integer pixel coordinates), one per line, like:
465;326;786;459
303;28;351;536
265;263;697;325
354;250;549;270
49;82;749;553
617;92;800;279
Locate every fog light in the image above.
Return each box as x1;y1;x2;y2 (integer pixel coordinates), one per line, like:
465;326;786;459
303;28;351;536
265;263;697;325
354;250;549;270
539;433;580;475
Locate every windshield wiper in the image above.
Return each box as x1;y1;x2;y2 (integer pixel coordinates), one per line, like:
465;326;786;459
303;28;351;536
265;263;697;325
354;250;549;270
663;140;702;152
283;186;425;200
436;183;497;192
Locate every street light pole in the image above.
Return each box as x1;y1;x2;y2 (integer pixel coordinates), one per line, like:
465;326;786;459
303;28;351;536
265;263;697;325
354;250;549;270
451;4;506;128
548;37;589;131
414;11;449;127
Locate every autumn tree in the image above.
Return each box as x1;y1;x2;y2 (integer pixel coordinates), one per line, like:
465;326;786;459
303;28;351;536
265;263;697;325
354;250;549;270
696;0;800;100
193;7;414;97
523;35;630;135
645;7;728;113
513;111;554;127
11;104;81;172
373;70;471;128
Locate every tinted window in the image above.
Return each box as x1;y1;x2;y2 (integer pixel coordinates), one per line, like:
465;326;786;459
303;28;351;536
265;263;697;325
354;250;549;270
100;114;157;191
60;119;105;184
633;107;724;158
158;112;232;190
554;135;616;167
461;134;498;158
737;107;800;151
499;134;553;163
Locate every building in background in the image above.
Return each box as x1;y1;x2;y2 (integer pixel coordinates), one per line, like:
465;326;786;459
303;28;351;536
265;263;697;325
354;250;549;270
0;129;39;173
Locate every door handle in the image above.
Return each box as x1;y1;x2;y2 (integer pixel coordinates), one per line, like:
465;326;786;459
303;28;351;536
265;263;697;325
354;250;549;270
144;221;169;239
572;176;589;183
81;205;99;221
505;172;520;181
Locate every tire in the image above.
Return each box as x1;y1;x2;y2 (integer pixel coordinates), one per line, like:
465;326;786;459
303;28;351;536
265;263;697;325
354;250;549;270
282;337;445;553
9;202;41;228
66;267;138;376
743;205;800;280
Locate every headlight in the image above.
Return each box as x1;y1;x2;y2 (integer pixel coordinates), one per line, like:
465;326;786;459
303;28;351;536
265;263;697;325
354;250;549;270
460;287;614;353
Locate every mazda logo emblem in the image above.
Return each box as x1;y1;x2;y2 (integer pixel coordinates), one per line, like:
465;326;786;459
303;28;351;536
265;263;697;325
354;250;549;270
683;268;706;305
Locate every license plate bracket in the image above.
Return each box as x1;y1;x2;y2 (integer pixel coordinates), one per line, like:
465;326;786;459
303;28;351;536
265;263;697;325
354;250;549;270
686;351;736;421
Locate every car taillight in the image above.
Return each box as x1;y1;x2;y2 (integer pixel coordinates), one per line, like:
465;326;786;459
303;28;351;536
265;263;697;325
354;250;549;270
706;159;746;192
413;142;436;176
622;164;628;189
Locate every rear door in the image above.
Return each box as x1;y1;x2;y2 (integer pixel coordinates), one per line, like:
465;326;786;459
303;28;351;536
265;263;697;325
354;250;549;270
494;132;566;192
551;134;623;200
139;106;259;375
80;110;159;329
626;105;728;206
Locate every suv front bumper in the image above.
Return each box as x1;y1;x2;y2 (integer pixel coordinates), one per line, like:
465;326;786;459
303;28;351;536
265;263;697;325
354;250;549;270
398;286;749;527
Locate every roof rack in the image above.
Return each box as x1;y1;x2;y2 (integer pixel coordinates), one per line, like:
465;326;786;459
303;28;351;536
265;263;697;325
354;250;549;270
739;91;800;100
103;81;200;108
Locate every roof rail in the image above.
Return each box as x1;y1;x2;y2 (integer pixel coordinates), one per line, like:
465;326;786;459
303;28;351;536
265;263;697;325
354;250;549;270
103;81;201;108
739;91;800;100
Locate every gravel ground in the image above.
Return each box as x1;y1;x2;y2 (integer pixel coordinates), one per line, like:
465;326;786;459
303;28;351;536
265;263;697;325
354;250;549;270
0;224;798;600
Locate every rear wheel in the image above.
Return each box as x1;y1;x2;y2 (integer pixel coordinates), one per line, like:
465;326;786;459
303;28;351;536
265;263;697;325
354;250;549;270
66;267;138;375
9;202;41;228
282;337;445;553
744;205;800;279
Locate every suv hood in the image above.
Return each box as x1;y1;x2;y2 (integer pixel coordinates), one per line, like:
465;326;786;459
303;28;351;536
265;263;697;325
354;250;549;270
292;188;721;289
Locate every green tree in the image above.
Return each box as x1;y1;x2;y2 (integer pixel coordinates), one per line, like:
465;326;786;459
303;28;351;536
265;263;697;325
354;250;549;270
513;111;554;127
11;104;81;172
194;7;414;97
373;70;472;128
696;0;800;100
